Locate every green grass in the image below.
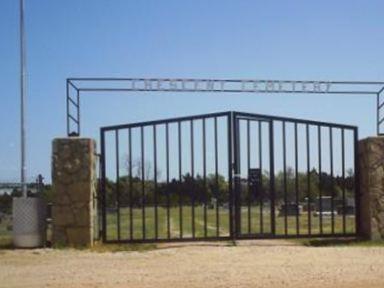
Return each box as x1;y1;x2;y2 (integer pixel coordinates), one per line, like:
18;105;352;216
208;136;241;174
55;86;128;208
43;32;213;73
0;236;12;249
0;218;12;249
105;205;356;241
0;205;361;249
106;206;231;240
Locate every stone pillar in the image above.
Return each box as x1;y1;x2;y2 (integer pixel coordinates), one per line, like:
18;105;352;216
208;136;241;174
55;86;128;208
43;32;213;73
358;137;384;240
52;138;96;247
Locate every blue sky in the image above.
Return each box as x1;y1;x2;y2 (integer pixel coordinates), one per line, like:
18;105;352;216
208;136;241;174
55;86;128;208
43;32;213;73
0;0;383;182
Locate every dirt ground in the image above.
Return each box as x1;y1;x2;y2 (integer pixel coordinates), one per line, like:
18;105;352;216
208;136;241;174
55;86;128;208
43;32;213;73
1;240;384;288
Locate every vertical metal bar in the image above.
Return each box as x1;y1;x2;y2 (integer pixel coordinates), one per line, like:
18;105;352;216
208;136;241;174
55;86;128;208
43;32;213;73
214;117;219;236
341;129;346;234
203;119;208;238
100;129;107;242
247;119;251;234
166;123;170;239
318;126;323;234
227;113;234;239
233;116;241;237
153;125;158;240
294;123;299;236
97;154;102;240
190;120;195;238
306;124;312;235
354;128;360;235
178;121;183;238
128;128;133;239
115;130;121;241
76;89;80;135
330;127;335;235
66;80;70;136
269;121;276;235
258;121;263;234
282;121;288;235
377;93;380;135
141;126;145;239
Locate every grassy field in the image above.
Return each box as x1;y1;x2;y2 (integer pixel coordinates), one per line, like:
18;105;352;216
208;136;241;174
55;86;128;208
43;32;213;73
0;217;12;248
105;205;356;241
0;206;356;247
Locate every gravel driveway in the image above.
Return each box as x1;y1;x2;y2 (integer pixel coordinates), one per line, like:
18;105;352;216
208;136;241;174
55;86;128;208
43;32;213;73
1;240;384;288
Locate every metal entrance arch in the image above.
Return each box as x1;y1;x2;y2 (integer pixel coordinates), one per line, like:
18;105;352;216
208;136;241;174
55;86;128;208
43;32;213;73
100;111;358;243
66;77;384;137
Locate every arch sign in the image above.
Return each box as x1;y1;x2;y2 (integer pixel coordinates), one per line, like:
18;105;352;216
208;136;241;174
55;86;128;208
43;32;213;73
66;77;384;136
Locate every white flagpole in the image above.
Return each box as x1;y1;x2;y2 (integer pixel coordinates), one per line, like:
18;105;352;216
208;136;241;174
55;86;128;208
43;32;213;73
20;0;27;197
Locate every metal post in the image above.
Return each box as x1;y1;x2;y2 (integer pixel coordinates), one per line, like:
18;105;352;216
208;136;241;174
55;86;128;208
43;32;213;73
100;129;107;242
377;93;380;136
66;80;70;136
20;0;27;197
233;115;241;238
269;121;276;236
227;113;234;239
354;128;361;235
77;89;80;135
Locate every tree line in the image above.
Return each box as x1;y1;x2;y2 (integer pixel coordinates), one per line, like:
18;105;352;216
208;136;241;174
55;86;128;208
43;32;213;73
0;167;355;214
101;167;355;207
0;184;53;215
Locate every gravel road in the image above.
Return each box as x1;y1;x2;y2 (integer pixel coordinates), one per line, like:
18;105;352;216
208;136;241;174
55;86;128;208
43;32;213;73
1;240;384;288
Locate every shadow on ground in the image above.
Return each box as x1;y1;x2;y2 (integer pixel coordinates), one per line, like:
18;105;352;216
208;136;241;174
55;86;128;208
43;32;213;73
298;237;384;247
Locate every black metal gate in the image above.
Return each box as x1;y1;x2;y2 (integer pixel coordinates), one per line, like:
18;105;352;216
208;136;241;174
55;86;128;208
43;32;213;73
100;111;359;243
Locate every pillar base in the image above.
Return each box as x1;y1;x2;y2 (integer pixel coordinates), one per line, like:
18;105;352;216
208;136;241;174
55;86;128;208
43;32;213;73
52;138;96;247
358;136;384;240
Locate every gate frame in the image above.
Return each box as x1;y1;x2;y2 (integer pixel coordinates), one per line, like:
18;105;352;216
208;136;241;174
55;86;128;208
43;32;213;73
100;111;235;243
100;111;359;243
232;113;276;239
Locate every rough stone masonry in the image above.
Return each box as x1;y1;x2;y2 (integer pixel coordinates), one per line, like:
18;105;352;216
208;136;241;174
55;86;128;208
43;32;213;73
359;136;384;240
52;138;96;246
